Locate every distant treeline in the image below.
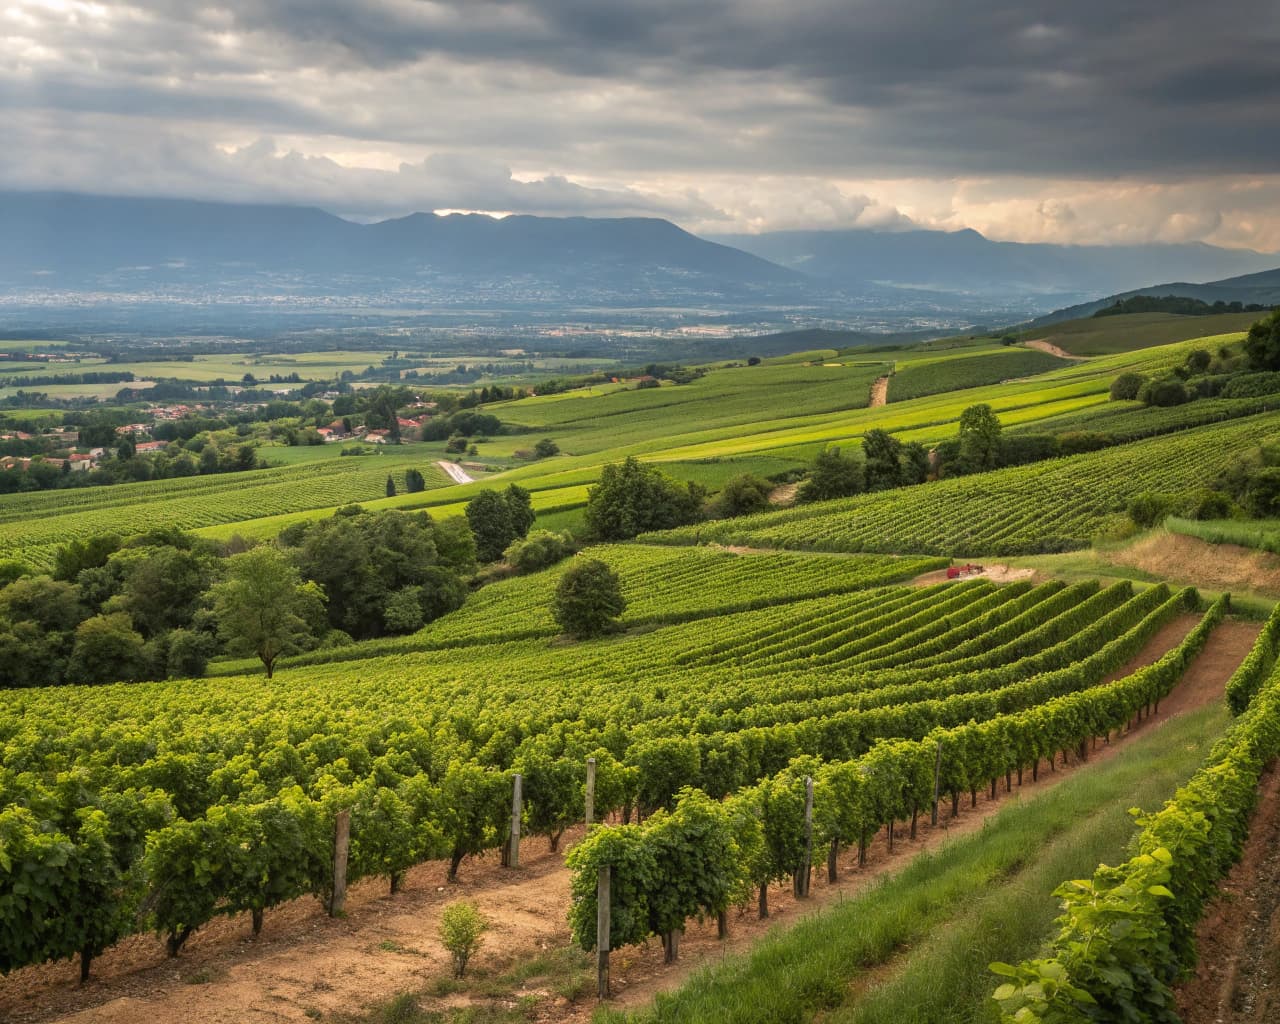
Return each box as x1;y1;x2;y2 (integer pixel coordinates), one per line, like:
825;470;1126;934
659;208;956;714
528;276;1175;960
1094;295;1272;318
0;371;135;388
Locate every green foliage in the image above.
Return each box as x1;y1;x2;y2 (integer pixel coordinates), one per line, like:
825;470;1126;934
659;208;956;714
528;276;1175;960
1138;377;1191;407
533;438;560;458
797;446;864;503
503;530;575;574
585;457;705;540
465;486;536;564
551;558;625;639
1109;372;1146;401
1244;309;1280;371
1127;492;1174;529
211;546;320;678
707;473;774;519
439;901;487;977
404;468;426;493
67;613;145;684
957;403;1003;471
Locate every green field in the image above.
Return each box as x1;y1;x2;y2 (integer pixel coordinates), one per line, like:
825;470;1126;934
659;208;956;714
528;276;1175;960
1025;311;1259;355
0;312;1275;1021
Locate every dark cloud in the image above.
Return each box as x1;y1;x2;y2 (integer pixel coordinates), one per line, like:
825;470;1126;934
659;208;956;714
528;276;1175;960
1;0;1278;239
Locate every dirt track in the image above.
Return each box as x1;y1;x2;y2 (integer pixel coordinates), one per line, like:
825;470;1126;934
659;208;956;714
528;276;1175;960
869;375;890;407
1;618;1258;1024
1023;339;1089;361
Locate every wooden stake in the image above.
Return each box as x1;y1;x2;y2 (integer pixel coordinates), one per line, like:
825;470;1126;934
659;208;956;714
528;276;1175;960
585;757;597;827
330;809;350;917
931;740;942;826
508;773;522;869
596;866;610;998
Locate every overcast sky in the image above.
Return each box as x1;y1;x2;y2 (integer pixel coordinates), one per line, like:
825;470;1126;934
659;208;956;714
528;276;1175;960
4;0;1280;247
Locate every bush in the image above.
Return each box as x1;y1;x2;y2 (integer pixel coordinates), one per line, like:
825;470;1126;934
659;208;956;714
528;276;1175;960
552;559;626;638
797;447;864;503
1109;372;1146;401
1138;378;1191;407
1056;431;1114;456
1220;371;1280;399
1181;488;1236;521
584;458;704;540
533;438;560;458
504;530;576;573
1127;492;1174;528
439;901;487;978
707;473;774;518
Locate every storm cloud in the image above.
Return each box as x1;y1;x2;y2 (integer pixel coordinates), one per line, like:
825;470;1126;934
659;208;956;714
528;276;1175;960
3;0;1279;244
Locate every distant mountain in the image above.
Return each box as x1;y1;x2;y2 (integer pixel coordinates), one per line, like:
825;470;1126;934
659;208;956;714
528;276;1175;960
0;192;809;307
1032;267;1280;326
712;228;1278;304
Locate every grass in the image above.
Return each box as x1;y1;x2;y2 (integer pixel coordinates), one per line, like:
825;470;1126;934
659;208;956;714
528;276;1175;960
1023;313;1257;356
599;698;1228;1024
1166;516;1280;554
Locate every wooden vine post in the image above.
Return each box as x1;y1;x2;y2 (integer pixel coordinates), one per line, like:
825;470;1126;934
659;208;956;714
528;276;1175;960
508;773;523;869
585;756;597;827
798;776;814;897
596;865;611;998
931;740;942;826
329;808;351;917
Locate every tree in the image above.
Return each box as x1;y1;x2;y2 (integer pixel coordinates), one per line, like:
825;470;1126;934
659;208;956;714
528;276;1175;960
210;547;320;678
957;404;1003;472
707;473;773;518
66;613;145;684
862;429;904;491
533;438;560;458
1137;378;1191;407
504;484;536;539
466;489;517;563
405;468;426;493
504;530;574;573
584;457;704;540
797;446;863;503
385;474;397;498
1109;372;1146;401
552;559;626;639
1244;309;1280;371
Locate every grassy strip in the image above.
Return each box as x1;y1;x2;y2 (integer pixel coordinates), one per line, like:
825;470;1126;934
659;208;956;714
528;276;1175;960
1166;515;1280;554
601;700;1228;1024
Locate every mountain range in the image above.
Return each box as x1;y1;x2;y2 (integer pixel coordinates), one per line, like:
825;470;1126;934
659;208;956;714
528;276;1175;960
2;192;1277;324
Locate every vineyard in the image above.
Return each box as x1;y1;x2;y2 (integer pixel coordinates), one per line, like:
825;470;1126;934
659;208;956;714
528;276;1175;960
0;452;449;571
886;347;1068;402
646;414;1280;556
0;554;1226;987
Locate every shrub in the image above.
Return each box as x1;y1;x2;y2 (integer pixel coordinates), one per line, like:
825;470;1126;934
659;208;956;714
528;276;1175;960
1127;492;1174;528
533;438;560;458
797;447;864;503
1109;372;1146;401
1137;378;1191;407
707;473;774;518
439;902;487;978
504;530;576;573
1181;488;1236;521
552;559;626;638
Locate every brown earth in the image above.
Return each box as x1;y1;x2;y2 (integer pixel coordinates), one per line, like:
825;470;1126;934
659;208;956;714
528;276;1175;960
1;617;1256;1024
869;375;891;408
1109;532;1280;597
910;563;1040;586
1023;339;1090;361
1176;762;1280;1024
767;481;799;506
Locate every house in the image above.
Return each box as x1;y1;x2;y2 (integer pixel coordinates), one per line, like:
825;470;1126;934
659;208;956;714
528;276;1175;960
135;441;166;453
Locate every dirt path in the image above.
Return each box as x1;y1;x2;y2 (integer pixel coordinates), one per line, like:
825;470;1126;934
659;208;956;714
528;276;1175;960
1177;761;1280;1024
767;481;799;506
1023;339;1090;361
869;375;891;407
910;563;1039;586
436;460;474;484
3;619;1255;1024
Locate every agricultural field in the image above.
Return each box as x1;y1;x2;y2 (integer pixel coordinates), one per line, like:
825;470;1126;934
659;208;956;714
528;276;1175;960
1021;311;1261;356
0;446;451;571
1;314;1278;1024
648;413;1280;556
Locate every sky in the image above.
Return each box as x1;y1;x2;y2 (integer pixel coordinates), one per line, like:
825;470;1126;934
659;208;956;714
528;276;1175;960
3;0;1280;248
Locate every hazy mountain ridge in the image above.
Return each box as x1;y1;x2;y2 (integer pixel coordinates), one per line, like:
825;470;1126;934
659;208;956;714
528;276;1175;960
1032;267;1280;326
0;192;808;304
713;227;1278;303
